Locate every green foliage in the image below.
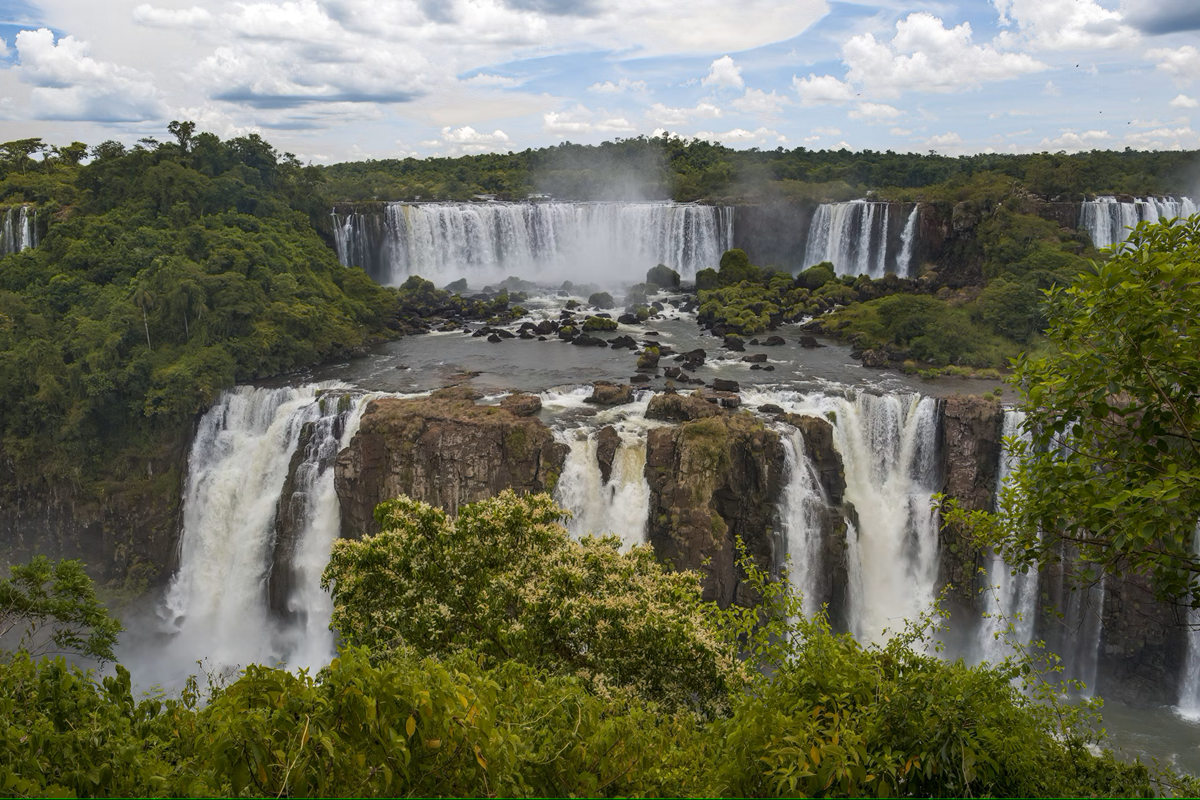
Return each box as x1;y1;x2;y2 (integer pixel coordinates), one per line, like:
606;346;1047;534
819;293;1021;368
323;491;741;716
0;557;122;663
587;291;614;309
645;263;680;290
797;262;836;290
0;127;398;487
695;267;719;292
717;248;761;285
949;216;1200;605
582;315;617;332
1;501;1196;797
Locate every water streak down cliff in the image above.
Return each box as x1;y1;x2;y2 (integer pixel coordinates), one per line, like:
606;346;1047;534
332;202;733;285
1;205;38;255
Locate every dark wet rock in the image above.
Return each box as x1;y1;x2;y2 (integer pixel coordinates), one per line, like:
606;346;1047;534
723;335;745;352
750;364;762;371
712;378;740;393
596;425;620;484
586;381;634;405
571;333;608;347
630;374;651;384
758;404;784;415
861;349;889;368
500;393;542;417
519;331;535;340
763;365;775;371
799;335;822;348
487;333;503;343
763;335;786;346
637;350;660;370
609;335;638;350
663;366;681;379
617;313;640;325
742;353;768;363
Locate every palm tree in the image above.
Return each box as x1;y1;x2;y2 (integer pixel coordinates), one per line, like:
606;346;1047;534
131;284;156;352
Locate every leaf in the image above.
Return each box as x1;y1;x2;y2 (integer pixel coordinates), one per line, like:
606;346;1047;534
406;715;416;738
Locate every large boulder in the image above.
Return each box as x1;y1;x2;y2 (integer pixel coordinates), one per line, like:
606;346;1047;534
644;412;786;607
500;392;542;417
334;386;569;537
646;392;722;422
585;381;634;406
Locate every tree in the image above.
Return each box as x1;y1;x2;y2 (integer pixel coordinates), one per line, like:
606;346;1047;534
948;215;1200;604
0;557;122;663
167;120;196;153
322;490;743;716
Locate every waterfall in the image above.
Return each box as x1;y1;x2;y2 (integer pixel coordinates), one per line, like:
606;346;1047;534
1;205;37;255
1060;570;1106;696
554;425;651;550
976;410;1039;663
332;201;734;286
897;204;920;277
803;201;904;278
1178;526;1200;718
156;385;368;683
743;389;942;643
778;427;830;618
1080;196;1196;250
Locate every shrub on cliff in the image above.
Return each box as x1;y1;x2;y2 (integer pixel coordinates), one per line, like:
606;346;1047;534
797;261;836;290
322;490;742;717
587;291;614;309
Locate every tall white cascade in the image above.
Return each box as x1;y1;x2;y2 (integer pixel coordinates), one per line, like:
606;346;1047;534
332;202;734;285
554;425;652;550
157;385;369;683
743;389;942;643
804;201;917;278
976;410;1039;664
1177;525;1200;719
1080;196;1196;250
1;205;37;255
778;427;831;618
897;204;920;278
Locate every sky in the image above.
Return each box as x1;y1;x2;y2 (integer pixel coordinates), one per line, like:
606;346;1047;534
0;0;1197;163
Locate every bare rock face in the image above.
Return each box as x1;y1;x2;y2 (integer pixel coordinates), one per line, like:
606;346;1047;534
644;412;785;607
938;394;1004;609
595;425;620;484
1097;572;1188;706
334;386;569;538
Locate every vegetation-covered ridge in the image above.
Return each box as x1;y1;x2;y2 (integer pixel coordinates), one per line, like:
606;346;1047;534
319;133;1199;203
0;127;514;494
2;490;1197;798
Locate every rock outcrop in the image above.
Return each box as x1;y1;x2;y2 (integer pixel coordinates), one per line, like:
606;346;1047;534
644;410;785;607
334;386;569;538
938;395;1004;609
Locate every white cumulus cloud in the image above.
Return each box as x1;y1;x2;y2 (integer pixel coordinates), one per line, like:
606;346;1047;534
132;4;213;27
1039;129;1111;151
693;126;786;145
840;12;1048;97
992;0;1135;51
14;28;163;122
588;78;647;93
702;55;744;90
543;104;636;135
647;102;722;126
1170;94;1199;109
848;101;902;121
1146;45;1200;86
793;74;856;105
731;88;788;116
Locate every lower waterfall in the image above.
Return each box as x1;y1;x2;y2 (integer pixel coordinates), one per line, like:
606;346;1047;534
554;424;652;550
1179;525;1200;718
153;385;369;684
778;427;831;618
976;409;1039;664
747;389;942;643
